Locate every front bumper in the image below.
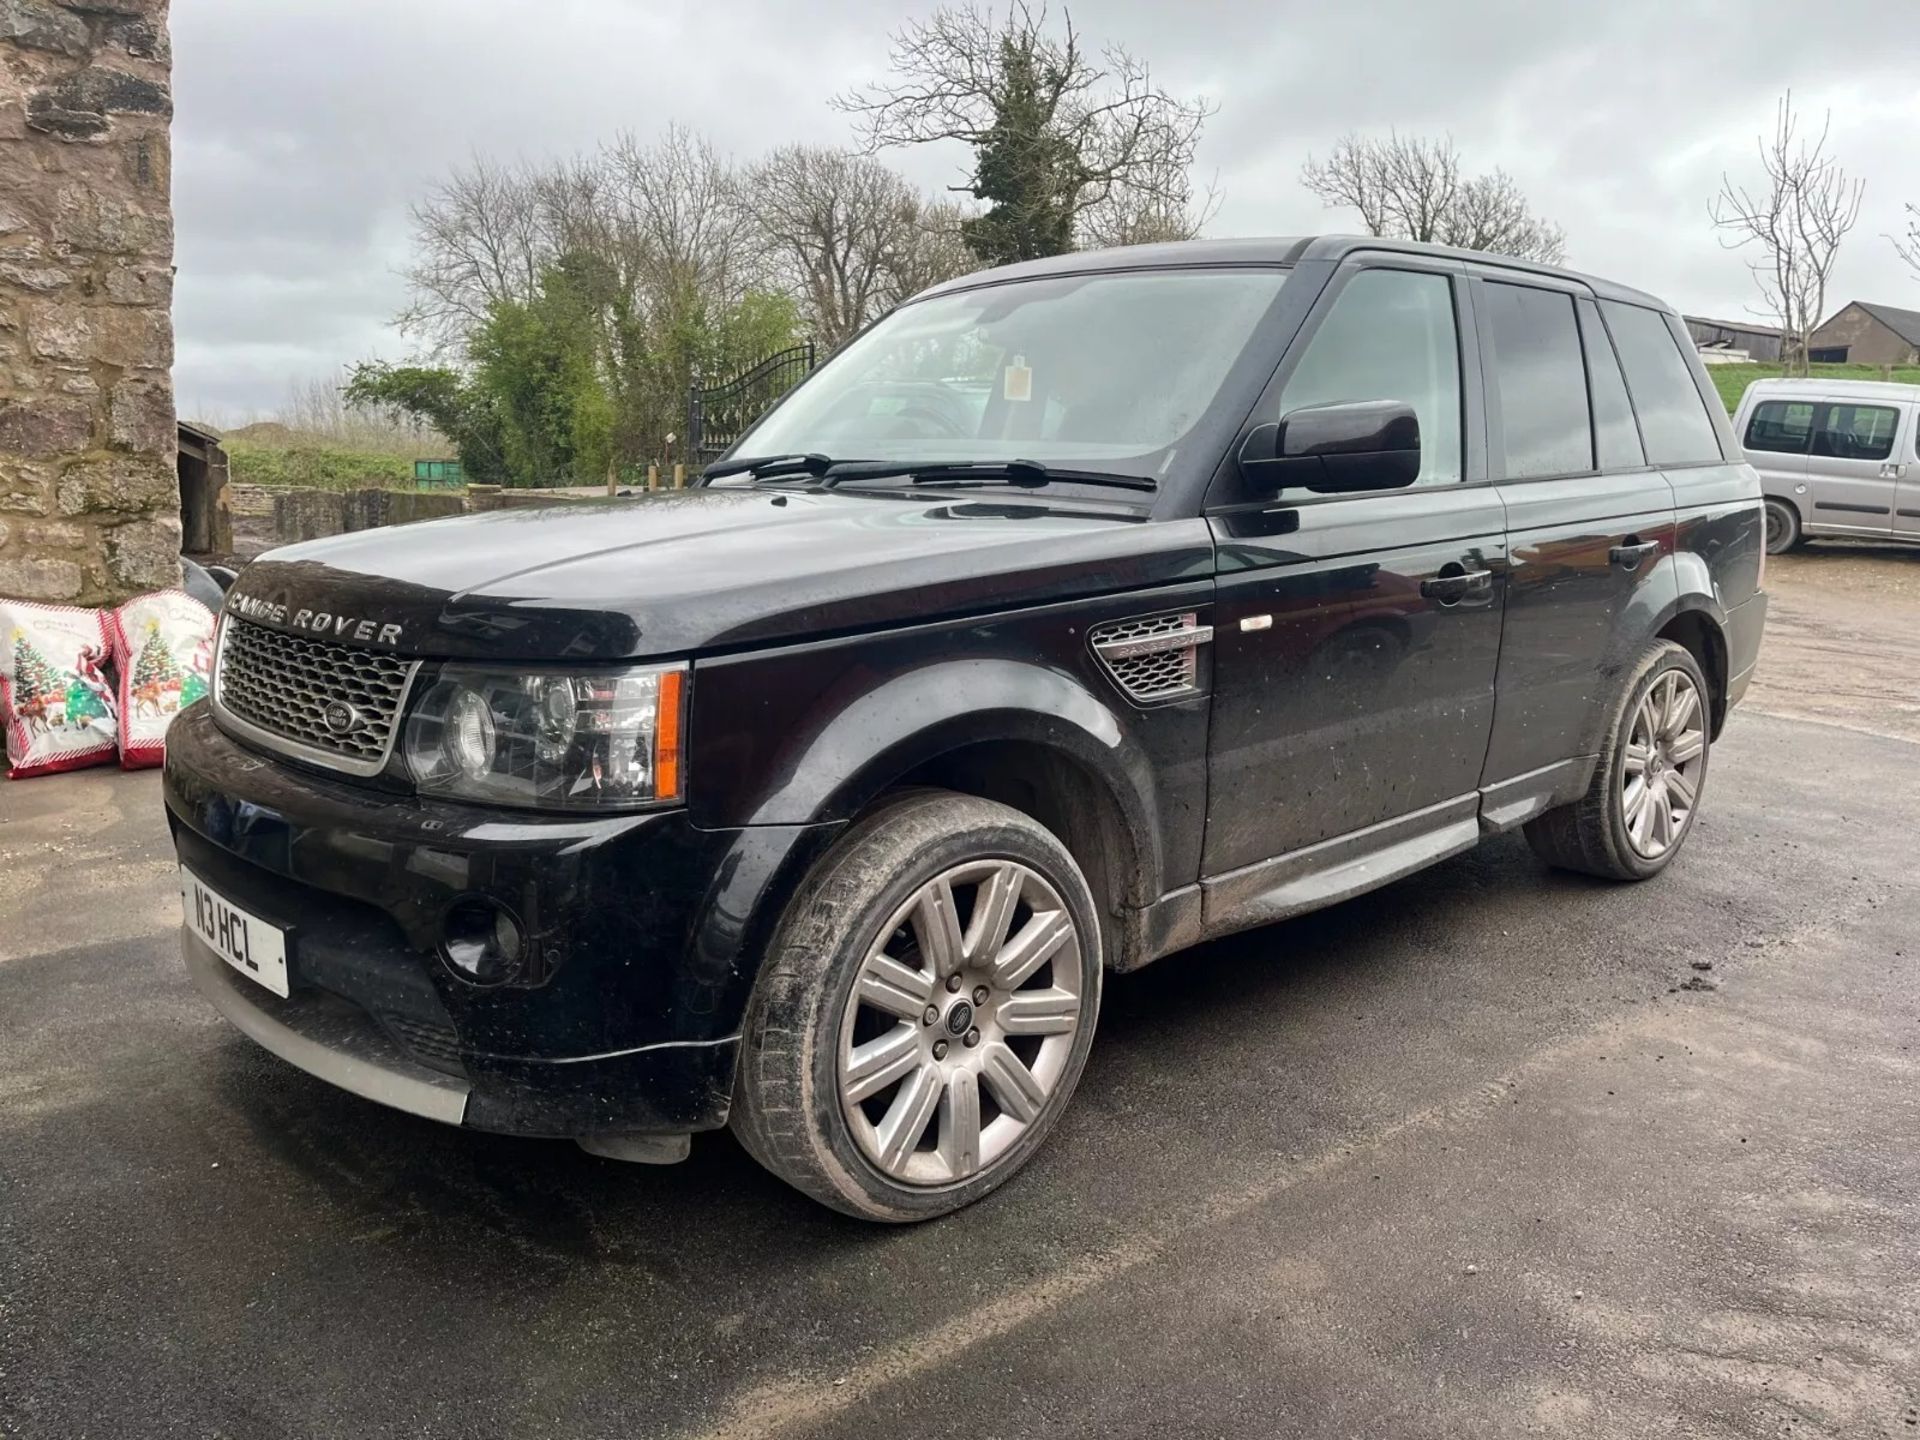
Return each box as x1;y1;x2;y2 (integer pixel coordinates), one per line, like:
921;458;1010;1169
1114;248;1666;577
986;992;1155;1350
164;704;840;1138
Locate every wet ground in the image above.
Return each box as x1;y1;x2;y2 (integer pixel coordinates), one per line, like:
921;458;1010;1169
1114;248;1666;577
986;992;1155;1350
2;548;1916;1439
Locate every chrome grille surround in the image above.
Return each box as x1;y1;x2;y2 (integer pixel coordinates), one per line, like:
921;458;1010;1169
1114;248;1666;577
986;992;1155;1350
1090;611;1214;703
212;618;421;777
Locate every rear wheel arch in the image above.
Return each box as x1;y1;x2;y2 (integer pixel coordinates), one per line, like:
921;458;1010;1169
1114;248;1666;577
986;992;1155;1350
1656;607;1729;738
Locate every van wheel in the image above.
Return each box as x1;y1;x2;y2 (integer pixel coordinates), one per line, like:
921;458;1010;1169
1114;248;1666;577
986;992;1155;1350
1524;640;1711;881
732;791;1102;1221
1763;498;1802;554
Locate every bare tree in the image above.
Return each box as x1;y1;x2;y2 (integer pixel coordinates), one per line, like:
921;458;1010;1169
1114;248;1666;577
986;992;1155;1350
745;146;930;349
1710;91;1864;376
396;157;552;354
1891;202;1920;282
1078;160;1219;249
836;1;1213;262
1301;132;1565;264
880;197;982;305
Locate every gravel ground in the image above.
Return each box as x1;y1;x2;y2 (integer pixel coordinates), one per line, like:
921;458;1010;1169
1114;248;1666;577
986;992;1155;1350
1;551;1916;1440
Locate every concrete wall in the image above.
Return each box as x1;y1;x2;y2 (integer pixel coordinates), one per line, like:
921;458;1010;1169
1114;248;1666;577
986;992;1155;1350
223;484;603;556
0;0;177;605
1809;304;1920;367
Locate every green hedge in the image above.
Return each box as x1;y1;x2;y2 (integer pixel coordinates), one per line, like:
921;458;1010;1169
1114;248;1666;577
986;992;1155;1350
1708;362;1920;414
226;439;422;490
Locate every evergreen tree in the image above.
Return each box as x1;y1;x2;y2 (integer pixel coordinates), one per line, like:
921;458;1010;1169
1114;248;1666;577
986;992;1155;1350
65;675;109;725
131;624;180;690
10;633;60;704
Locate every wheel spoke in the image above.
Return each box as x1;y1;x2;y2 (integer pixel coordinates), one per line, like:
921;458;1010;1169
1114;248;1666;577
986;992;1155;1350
979;1041;1046;1124
1669;730;1705;766
911;877;966;979
1630;780;1658;849
1623;740;1653;776
1666;766;1698;812
1652;788;1674;851
1664;683;1700;740
857;954;935;1022
964;863;1021;968
991;909;1072;991
997;987;1080;1037
1635;697;1659;749
875;1062;942;1171
1623;776;1650;829
842;1025;922;1104
939;1069;982;1177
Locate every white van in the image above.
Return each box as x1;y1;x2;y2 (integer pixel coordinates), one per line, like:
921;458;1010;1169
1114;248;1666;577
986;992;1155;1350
1732;378;1920;553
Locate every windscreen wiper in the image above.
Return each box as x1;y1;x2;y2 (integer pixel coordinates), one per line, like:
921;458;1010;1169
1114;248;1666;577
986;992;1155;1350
823;460;1157;493
700;452;837;481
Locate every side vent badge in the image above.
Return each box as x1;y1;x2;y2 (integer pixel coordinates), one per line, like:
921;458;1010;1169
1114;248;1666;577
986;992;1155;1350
1090;611;1214;703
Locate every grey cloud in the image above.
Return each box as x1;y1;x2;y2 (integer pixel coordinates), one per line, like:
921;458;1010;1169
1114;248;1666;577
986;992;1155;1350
171;0;1920;418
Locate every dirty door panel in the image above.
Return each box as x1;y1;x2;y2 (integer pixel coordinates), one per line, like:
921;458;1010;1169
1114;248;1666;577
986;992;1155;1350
1206;488;1507;874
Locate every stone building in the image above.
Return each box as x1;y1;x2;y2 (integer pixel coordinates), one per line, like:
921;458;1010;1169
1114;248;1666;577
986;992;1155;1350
1806;301;1920;368
0;0;176;606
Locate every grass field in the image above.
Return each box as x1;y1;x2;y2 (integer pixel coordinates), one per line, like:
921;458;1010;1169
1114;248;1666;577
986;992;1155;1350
1707;362;1920;414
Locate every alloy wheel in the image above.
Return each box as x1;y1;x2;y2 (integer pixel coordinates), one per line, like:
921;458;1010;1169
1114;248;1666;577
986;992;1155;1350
1622;669;1707;859
837;859;1084;1186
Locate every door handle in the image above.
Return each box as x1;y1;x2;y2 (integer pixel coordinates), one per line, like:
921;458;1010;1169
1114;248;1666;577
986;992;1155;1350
1420;568;1494;607
1881;462;1907;479
1610;539;1661;570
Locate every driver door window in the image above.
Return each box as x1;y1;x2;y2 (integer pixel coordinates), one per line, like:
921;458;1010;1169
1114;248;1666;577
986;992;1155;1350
1274;268;1463;487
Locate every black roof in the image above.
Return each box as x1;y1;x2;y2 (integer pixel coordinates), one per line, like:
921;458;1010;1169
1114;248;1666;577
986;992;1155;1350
1853;301;1920;349
1685;314;1785;337
922;235;1673;312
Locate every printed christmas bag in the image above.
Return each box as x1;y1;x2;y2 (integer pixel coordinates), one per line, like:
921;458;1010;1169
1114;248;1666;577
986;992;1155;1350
1;600;119;779
108;589;217;769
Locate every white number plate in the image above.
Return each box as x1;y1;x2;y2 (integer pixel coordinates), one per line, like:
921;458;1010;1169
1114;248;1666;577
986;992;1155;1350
182;867;289;998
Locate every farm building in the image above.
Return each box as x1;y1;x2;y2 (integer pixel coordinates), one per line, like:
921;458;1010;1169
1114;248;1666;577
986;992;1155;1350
1805;301;1920;366
1684;315;1785;363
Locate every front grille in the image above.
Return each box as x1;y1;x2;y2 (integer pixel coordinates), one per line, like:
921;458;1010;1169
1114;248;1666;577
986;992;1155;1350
214;619;417;774
1090;611;1213;703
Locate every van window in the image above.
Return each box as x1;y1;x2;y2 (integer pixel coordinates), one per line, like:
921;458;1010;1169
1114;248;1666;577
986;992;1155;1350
1744;400;1815;454
1599;301;1724;466
1275;267;1462;486
1577;297;1645;470
1486;283;1592;479
1813;403;1898;461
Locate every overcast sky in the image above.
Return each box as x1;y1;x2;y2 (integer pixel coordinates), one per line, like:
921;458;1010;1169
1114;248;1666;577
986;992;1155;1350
170;0;1920;420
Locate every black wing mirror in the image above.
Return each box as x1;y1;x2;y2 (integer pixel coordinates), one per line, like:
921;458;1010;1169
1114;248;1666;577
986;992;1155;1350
1237;400;1422;496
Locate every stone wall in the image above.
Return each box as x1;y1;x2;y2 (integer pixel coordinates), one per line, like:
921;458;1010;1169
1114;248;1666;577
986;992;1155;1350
0;0;176;605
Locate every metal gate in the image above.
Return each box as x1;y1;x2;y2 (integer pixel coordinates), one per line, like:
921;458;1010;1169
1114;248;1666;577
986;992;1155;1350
687;342;816;467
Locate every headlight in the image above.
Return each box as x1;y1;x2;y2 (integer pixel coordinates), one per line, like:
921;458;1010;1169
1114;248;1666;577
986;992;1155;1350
404;663;686;811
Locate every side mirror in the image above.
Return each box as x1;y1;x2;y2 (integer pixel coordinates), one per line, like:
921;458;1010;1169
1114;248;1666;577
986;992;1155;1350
204;564;239;592
1237;400;1422;496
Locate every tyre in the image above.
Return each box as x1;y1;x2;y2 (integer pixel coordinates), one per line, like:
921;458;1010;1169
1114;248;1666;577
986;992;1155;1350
1523;640;1711;881
731;791;1102;1221
1763;497;1802;555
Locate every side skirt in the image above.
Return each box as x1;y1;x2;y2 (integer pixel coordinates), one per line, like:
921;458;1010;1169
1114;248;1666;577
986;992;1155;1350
1128;758;1597;967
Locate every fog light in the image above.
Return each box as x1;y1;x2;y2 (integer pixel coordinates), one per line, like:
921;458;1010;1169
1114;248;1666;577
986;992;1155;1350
440;896;525;986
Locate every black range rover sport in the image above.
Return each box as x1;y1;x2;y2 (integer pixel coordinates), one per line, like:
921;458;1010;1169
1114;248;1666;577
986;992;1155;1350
166;237;1768;1221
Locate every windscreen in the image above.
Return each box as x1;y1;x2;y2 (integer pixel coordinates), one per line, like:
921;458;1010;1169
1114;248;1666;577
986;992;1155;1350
734;268;1290;480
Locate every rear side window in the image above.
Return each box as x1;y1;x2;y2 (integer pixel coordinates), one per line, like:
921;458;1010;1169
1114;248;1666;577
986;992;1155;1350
1577;298;1645;470
1600;301;1724;466
1744;400;1815;454
1813;403;1898;461
1485;283;1592;479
